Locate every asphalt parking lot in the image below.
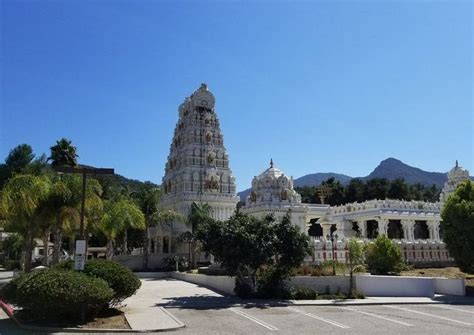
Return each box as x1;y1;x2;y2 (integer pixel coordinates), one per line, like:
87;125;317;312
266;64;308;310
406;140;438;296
167;303;474;335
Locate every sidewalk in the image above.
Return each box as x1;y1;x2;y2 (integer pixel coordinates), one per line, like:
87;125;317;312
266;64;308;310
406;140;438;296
122;278;187;331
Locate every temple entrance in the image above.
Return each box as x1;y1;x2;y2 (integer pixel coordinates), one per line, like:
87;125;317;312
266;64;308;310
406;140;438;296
387;220;403;239
308;218;323;238
366;220;378;239
414;221;430;240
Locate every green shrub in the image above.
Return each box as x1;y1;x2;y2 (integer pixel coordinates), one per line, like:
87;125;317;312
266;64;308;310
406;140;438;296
0;269;113;320
4;260;21;270
54;259;141;305
83;259;141;305
291;287;318;300
365;235;405;275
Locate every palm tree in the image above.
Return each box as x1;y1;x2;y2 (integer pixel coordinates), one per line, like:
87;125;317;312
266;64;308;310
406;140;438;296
48;138;78;167
132;183;183;270
0;174;50;271
186;202;213;268
100;199;145;260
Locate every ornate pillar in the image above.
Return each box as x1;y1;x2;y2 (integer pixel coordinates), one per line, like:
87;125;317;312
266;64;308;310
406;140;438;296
432;220;441;241
359;220;366;238
401;220;414;241
377;218;388;236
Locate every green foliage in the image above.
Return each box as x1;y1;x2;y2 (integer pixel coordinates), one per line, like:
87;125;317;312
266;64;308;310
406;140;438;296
291;287;319;300
295;177;441;206
441;180;474;273
82;259;141;305
365;235;405;275
3;260;21;270
2;233;23;260
52;259;141;305
197;212;311;297
0;269;113;320
5;144;35;174
48;138;78;167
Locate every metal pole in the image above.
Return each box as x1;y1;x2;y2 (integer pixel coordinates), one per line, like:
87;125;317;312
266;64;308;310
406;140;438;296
332;235;336;275
79;170;87;240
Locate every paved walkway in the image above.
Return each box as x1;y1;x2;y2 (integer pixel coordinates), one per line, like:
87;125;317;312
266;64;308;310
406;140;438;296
122;278;187;331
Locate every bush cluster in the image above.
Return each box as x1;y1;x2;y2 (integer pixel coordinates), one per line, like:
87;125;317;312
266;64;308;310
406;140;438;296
365;235;405;275
1;259;141;322
0;269;113;320
53;259;141;305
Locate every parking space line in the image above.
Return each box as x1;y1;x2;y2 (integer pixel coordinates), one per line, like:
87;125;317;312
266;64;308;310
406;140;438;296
430;304;474;314
287;306;350;329
339;306;413;326
384;305;473;326
229;308;279;331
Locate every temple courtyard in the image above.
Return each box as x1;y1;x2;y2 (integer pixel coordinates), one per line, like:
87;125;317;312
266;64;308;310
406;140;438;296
1;276;473;334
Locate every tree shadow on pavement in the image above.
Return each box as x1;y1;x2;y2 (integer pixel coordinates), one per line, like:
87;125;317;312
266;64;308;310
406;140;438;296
156;295;293;310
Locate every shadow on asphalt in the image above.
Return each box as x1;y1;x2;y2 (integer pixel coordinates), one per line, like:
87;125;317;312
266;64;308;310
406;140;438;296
156;295;296;310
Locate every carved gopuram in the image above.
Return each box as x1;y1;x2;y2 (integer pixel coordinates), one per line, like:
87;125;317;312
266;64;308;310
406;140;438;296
154;84;239;253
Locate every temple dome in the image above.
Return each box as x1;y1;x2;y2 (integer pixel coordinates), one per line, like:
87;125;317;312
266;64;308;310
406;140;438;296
447;160;469;181
246;159;302;205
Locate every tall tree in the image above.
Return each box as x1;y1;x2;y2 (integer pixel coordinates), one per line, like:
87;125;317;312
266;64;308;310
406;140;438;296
441;180;474;273
100;199;145;259
197;212;310;296
0;174;50;271
48;138;78;167
186;202;213;268
5;144;35;174
132;183;183;269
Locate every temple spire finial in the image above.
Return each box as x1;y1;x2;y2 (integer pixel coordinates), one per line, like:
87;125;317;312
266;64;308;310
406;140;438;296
270;158;274;168
456;160;459;168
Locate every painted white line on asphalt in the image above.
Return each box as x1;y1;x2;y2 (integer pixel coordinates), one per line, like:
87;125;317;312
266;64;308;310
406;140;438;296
385;305;473;326
430;304;474;315
339;306;414;327
287;306;350;329
229;308;279;331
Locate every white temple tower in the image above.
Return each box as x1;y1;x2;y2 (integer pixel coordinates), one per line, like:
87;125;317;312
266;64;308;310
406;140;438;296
159;84;239;252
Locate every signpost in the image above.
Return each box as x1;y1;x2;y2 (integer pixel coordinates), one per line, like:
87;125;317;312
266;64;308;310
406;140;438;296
74;240;86;271
54;166;114;270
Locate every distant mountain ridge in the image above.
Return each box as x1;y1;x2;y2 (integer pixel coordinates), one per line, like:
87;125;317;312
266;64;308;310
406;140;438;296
237;157;473;201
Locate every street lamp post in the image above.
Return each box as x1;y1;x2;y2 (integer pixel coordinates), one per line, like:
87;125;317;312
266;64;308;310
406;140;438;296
326;232;338;275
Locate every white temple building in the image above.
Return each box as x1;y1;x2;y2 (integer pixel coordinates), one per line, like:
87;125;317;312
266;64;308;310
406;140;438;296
152;84;470;266
241;160;470;265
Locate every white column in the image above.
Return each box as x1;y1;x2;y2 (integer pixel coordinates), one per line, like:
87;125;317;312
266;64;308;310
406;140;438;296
377;218;388;236
401;220;414;241
359;220;366;238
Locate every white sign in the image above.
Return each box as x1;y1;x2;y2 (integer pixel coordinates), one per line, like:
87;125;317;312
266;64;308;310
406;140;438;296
75;240;86;254
74;254;85;271
74;240;87;271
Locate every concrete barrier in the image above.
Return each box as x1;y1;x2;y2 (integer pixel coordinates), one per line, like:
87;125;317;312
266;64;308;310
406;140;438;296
170;272;236;296
355;275;435;297
433;277;465;296
287;276;350;294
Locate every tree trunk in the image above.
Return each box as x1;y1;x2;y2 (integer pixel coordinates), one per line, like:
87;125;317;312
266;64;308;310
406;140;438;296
24;231;34;272
42;229;50;266
142;218;149;270
106;238;114;260
52;220;63;265
123;229;128;255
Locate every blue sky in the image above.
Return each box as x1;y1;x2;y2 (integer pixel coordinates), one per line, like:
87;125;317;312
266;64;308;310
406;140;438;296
1;0;472;191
